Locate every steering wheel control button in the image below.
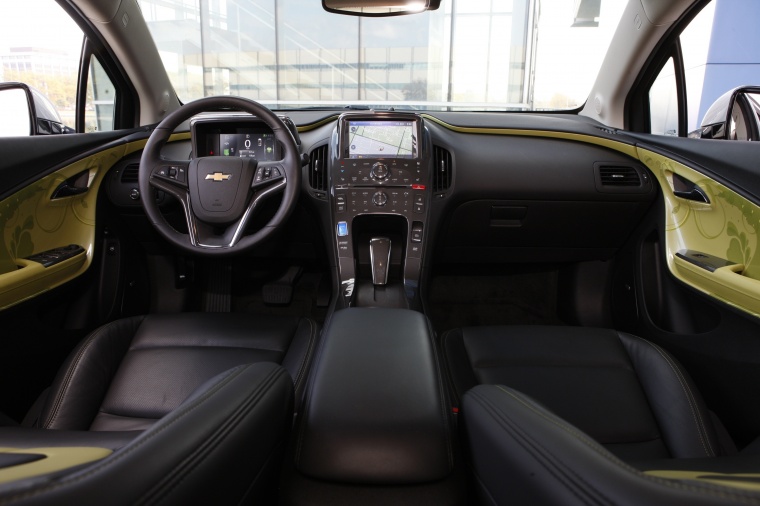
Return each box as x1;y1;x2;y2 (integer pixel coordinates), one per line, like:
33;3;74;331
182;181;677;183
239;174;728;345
153;165;187;184
372;191;388;207
254;165;284;184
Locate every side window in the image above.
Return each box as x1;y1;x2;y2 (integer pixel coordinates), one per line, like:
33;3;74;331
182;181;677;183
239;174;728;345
680;2;716;134
86;57;116;133
0;1;116;134
643;1;760;139
649;57;678;136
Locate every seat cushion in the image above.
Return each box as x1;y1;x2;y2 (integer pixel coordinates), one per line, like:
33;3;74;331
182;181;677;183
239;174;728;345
443;325;723;460
36;313;318;431
462;384;755;506
0;362;294;505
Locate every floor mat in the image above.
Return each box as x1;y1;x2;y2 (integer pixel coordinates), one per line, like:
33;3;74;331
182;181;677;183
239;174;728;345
232;269;329;323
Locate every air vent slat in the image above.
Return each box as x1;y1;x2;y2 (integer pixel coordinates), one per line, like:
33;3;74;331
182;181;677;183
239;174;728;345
599;166;641;187
121;164;139;183
433;146;452;194
309;145;329;192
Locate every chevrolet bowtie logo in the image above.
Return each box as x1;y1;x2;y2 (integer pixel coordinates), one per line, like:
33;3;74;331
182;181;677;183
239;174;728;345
205;172;232;182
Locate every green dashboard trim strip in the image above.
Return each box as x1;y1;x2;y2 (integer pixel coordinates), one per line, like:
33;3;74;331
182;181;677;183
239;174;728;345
420;114;639;159
297;115;340;133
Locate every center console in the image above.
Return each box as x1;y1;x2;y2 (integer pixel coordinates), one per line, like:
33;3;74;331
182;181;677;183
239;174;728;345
329;112;430;309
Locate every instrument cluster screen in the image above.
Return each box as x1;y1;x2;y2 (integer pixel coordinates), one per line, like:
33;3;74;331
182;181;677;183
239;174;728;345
193;121;281;160
217;132;277;160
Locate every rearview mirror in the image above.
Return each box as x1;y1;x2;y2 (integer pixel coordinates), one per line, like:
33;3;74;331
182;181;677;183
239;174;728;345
0;82;74;137
690;86;760;140
322;0;440;16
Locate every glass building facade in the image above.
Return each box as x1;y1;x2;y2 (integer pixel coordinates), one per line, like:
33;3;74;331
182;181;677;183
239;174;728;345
138;0;539;110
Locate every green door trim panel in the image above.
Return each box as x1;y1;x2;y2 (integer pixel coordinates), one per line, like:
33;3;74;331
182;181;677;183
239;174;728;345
639;148;760;318
0;134;187;311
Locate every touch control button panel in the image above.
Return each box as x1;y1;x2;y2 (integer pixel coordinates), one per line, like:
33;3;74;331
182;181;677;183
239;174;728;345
333;189;427;215
334;160;424;186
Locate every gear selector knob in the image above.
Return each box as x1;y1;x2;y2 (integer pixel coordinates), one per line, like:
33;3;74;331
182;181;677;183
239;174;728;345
369;237;391;285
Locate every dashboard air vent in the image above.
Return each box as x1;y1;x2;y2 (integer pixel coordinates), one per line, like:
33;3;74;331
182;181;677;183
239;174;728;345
309;145;328;192
432;146;452;194
598;165;641;186
120;163;139;183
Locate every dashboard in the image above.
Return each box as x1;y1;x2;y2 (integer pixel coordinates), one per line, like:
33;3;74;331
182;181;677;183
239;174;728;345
105;109;657;311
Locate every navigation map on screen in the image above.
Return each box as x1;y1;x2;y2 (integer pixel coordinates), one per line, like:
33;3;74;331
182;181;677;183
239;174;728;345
347;120;416;158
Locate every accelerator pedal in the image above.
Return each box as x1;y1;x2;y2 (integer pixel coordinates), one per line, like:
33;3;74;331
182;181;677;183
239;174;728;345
202;261;232;312
262;265;303;305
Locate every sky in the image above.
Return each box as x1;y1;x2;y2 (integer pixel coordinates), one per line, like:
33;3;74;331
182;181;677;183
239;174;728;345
0;1;85;56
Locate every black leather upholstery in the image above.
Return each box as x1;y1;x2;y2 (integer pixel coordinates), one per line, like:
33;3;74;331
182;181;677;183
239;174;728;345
444;325;760;505
443;325;724;460
296;308;452;484
36;313;318;431
0;363;294;506
0;312;318;504
463;385;758;506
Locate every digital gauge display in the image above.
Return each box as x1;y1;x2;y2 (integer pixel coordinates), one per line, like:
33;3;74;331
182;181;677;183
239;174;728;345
193;121;281;160
218;132;277;160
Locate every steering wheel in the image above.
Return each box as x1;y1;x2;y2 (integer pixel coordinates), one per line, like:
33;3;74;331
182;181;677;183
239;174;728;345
138;96;301;255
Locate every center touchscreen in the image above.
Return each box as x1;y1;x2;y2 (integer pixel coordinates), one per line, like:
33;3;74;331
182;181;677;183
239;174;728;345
347;120;416;159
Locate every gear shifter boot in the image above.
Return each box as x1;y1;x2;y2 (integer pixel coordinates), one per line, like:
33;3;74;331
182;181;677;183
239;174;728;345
369;237;391;286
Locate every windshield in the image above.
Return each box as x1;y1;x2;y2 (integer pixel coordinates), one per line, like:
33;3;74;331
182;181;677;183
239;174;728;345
138;0;625;111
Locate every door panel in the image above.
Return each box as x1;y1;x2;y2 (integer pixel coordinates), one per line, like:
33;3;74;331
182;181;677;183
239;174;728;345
639;147;760;317
0;131;190;310
0;144;128;309
619;133;760;446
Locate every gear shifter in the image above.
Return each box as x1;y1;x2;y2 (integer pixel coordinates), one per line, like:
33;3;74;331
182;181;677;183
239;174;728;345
369;237;391;286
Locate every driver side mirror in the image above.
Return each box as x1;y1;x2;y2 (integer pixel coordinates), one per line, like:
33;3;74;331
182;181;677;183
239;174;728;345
690;86;760;140
0;82;75;137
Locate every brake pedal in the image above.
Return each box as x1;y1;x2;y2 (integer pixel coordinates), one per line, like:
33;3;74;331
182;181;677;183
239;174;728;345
262;265;303;305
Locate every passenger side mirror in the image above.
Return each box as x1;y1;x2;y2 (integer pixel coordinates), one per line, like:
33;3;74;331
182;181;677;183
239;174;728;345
0;82;74;137
690;86;760;140
322;0;440;16
0;84;33;136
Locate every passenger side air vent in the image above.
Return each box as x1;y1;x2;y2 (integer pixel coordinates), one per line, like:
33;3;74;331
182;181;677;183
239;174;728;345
120;163;139;183
594;163;652;194
432;146;453;195
308;144;329;199
599;166;640;186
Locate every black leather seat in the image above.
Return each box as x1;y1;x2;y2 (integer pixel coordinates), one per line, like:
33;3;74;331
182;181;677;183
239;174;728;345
0;312;319;504
443;325;760;505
